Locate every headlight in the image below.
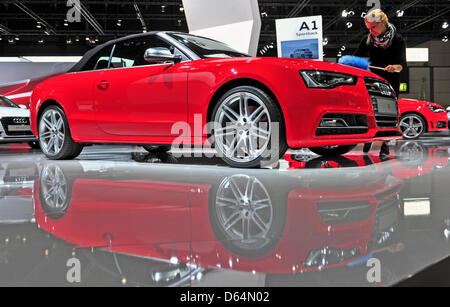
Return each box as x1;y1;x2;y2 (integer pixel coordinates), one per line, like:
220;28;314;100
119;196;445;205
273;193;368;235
300;70;358;89
427;105;445;113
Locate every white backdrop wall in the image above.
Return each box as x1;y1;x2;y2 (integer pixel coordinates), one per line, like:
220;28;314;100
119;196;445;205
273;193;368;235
182;0;261;56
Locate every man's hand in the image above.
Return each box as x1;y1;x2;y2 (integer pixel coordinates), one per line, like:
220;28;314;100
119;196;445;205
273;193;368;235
385;65;403;73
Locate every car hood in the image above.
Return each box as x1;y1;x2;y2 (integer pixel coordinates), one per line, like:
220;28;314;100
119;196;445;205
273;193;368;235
199;57;387;80
398;98;445;109
0;106;30;118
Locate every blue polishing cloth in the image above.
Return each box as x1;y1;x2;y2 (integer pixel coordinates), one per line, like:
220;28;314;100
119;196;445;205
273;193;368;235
338;56;371;71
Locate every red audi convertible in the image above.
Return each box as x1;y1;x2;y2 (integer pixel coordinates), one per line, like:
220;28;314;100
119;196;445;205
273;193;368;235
30;31;402;167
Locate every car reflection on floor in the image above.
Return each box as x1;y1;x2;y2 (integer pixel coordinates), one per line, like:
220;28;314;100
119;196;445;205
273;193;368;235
0;140;450;286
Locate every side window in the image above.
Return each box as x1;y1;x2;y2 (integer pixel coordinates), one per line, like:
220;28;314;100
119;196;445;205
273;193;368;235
80;46;113;71
109;35;189;69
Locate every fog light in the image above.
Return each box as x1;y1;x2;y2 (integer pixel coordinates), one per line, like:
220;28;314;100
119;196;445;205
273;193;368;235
320;119;346;127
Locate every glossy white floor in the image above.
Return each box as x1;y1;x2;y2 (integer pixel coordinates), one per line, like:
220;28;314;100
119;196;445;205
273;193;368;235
1;132;450;286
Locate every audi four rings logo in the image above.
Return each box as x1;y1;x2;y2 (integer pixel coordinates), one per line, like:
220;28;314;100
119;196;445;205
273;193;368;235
13;118;27;124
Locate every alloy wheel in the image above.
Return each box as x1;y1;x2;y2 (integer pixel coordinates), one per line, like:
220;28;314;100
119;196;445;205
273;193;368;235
399;115;424;139
215;175;273;249
214;92;272;163
39;109;66;156
40;164;68;211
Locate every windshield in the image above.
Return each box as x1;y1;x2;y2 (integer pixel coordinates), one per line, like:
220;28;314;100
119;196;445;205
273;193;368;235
169;33;249;59
0;96;19;108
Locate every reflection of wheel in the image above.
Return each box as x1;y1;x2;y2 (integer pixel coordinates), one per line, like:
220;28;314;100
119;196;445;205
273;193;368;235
399;114;426;139
38;106;83;159
209;174;287;258
39;164;71;219
212;86;287;168
308;145;357;157
28;141;40;149
305;156;359;169
395;141;427;165
143;145;171;153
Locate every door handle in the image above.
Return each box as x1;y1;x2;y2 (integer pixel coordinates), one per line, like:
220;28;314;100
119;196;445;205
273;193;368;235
97;80;110;90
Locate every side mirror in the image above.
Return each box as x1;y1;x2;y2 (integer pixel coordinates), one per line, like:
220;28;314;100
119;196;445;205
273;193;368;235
144;47;182;64
19;105;27;110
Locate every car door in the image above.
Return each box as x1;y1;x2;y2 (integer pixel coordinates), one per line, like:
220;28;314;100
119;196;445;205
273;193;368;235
94;35;190;136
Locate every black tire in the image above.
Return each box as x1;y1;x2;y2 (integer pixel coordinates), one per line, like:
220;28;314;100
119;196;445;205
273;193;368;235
142;145;171;153
211;86;288;168
38;105;83;160
28;141;41;149
308;145;357;157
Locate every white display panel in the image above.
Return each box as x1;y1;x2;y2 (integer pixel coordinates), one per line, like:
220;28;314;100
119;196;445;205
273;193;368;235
276;15;324;61
182;0;261;56
406;48;429;62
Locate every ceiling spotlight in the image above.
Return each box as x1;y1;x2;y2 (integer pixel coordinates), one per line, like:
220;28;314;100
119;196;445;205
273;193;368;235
44;30;50;36
341;10;348;18
323;38;329;46
161;5;166;13
396;10;404;17
346;22;353;29
15;36;20;41
117;19;122;27
64;19;69;26
341;45;346;51
177;19;182;27
443;22;449;29
85;36;90;41
38;38;44;44
142;28;147;33
261;12;268;18
179;6;184;12
8;37;14;44
36;22;42;29
66;38;72;44
75;36;80;42
0;36;2;41
443;36;449;43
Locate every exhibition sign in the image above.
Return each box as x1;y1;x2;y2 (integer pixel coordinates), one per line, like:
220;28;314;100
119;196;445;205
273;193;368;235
276;15;323;61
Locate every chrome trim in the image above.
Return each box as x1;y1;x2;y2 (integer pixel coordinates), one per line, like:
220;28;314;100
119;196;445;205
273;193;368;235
157;32;201;61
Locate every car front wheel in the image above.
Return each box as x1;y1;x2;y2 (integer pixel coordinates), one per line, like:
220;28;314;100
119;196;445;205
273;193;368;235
212;86;287;168
308;145;357;157
399;114;426;139
38;106;83;160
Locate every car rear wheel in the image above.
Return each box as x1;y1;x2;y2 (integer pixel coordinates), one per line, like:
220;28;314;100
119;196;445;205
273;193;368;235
308;145;357;157
39;106;83;160
212;86;287;168
399;114;426;139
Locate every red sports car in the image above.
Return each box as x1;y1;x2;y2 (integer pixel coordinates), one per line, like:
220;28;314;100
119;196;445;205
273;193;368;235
30;31;402;168
398;98;447;139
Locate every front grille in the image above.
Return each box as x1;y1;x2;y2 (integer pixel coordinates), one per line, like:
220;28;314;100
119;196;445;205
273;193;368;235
375;115;399;128
316;113;368;136
317;201;371;226
0;117;33;136
364;78;399;128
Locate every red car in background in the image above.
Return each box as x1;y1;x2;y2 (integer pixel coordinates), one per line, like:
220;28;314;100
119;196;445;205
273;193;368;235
397;98;448;139
30;31;402;168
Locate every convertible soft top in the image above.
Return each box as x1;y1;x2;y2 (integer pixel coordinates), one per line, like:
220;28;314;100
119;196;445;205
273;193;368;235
68;31;161;73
